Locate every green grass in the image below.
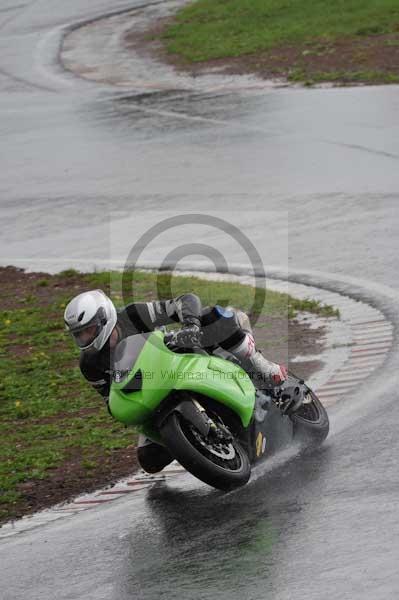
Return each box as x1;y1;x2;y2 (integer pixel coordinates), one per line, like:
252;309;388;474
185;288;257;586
0;268;337;522
288;68;399;85
162;0;399;61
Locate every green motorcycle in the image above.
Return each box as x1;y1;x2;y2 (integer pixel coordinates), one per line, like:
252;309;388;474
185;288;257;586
109;330;329;491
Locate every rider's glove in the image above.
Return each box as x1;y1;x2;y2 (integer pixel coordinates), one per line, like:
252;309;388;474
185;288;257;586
167;322;203;349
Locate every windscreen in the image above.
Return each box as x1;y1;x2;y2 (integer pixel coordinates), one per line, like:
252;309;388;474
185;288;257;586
112;332;152;382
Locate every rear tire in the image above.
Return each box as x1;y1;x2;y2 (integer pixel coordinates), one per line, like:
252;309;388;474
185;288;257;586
291;388;329;447
160;411;251;491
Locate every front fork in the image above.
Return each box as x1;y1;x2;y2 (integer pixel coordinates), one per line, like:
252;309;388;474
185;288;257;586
192;399;233;442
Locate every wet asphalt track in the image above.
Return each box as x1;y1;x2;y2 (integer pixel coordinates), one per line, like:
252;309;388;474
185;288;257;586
1;1;399;598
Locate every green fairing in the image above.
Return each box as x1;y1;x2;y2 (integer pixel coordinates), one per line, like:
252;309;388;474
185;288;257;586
109;331;255;429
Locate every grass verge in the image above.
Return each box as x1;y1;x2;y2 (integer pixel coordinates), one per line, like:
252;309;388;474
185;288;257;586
0;266;337;523
156;0;399;85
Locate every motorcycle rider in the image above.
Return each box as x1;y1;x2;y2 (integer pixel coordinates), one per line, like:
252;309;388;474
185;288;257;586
64;289;291;473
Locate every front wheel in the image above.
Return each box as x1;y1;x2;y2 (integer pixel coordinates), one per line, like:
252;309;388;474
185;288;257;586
160;411;251;491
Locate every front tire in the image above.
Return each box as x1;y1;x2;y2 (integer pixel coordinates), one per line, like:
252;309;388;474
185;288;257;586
160;411;251;491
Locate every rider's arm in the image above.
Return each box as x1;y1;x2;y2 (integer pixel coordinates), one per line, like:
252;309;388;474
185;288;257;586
79;353;111;400
124;293;202;330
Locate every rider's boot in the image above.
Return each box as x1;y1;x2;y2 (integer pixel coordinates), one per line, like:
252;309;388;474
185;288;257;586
136;434;174;474
227;332;288;390
231;339;305;414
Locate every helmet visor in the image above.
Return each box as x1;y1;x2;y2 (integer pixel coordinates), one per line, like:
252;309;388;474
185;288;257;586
65;305;108;350
72;323;101;349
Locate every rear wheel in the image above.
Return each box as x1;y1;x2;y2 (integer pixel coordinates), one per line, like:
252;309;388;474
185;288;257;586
160;409;251;491
291;388;329;447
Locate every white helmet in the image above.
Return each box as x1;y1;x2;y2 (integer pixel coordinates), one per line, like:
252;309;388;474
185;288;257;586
64;290;117;351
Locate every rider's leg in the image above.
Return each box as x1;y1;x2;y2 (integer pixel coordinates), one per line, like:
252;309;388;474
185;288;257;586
136;434;174;474
200;305;287;389
226;332;288;389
